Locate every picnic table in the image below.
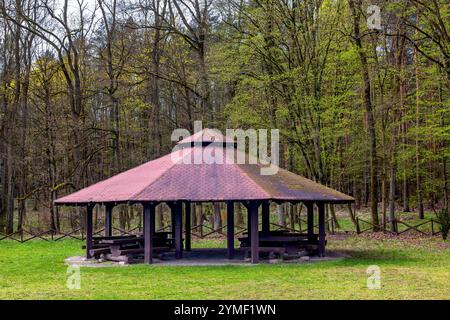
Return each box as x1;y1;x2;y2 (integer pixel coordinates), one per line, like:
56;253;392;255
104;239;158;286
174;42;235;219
238;230;322;259
88;232;178;262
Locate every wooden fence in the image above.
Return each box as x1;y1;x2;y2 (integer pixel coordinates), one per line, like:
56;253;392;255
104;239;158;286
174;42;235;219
356;217;443;236
0;217;444;243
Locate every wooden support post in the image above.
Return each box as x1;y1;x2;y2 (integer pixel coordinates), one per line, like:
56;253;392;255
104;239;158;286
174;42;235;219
249;202;260;263
172;202;183;259
151;205;156;235
317;202;326;257
185;202;191;251
144;203;155;264
105;204;113;237
227;201;234;259
261;200;270;236
305;202;314;242
86;204;94;259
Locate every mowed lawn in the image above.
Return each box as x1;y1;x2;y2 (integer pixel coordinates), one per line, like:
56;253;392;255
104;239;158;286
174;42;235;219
0;235;449;300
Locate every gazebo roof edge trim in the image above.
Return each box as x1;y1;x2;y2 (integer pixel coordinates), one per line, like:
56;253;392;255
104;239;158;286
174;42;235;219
55;198;354;207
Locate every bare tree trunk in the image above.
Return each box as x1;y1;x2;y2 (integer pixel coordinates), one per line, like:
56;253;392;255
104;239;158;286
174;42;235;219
169;0;212;124
438;77;449;214
381;170;387;230
5;143;14;234
443;158;449;214
94;205;99;230
379;110;388;226
402;172;410;212
389;162;397;233
349;0;379;230
289;203;295;230
156;204;164;231
400;61;410;213
0;161;6;232
297;204;303;231
213;202;222;231
414;14;424;218
119;206;126;231
148;0;166;157
6;7;22;234
0;71;6;232
17;32;32;232
196;203;203;236
347;203;358;229
191;203;197;227
277;204;286;227
329;204;340;229
236;203;244;226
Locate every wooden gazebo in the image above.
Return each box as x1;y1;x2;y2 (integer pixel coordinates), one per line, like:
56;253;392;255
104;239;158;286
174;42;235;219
55;129;354;264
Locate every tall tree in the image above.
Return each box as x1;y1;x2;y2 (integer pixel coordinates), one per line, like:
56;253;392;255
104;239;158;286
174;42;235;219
348;0;379;229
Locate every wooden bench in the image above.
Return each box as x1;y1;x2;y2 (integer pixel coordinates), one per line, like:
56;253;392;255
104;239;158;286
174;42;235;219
238;231;324;258
99;236;144;245
89;247;111;257
93;235;138;241
118;246;171;256
86;233;176;262
104;246;171;264
82;243;110;249
238;233;319;247
243;246;286;259
99;233;174;247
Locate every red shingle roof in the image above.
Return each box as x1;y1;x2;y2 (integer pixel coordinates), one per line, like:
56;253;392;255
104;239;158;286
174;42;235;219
55;132;354;204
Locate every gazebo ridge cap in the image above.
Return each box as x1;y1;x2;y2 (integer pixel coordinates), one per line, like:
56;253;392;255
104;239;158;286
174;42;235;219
176;128;236;147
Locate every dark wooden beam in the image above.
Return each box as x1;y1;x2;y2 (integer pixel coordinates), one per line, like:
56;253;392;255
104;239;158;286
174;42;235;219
317;202;326;257
305;202;314;242
249;202;260;263
227;201;234;259
185;202;191;251
240;200;250;210
172;202;183;259
150;205;156;235
86;204;94;259
143;203;155;264
261;200;270;236
105;204;113;237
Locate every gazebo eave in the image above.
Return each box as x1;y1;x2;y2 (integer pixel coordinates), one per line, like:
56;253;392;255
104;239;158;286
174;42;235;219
54;197;354;207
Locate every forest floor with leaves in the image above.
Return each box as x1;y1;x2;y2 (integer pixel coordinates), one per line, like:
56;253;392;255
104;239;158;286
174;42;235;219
0;233;449;300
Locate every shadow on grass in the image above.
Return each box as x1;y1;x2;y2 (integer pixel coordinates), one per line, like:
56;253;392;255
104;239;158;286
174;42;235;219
334;248;421;266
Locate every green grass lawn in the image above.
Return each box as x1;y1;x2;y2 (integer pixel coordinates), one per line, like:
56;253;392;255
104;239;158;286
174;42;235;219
0;235;449;300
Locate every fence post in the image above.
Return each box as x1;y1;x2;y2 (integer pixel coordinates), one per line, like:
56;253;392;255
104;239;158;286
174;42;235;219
356;217;360;234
